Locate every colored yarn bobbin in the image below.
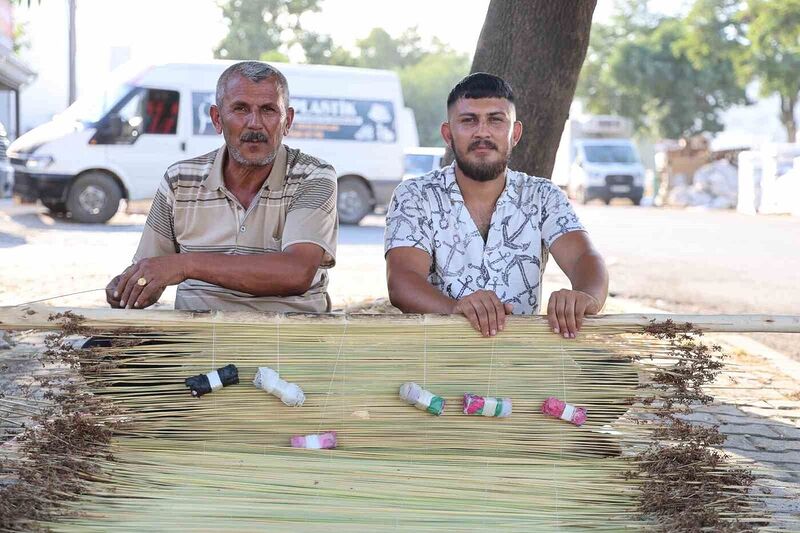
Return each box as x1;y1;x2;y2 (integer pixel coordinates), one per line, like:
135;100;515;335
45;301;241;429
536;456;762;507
462;393;512;417
291;431;337;449
185;364;239;397
253;367;305;407
399;382;445;416
541;396;587;426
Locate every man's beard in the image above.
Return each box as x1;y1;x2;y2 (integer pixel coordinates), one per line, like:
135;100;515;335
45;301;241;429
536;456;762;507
451;139;510;182
225;130;279;167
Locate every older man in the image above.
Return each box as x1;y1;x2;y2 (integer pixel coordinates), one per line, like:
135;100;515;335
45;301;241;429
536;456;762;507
385;73;608;338
107;61;337;312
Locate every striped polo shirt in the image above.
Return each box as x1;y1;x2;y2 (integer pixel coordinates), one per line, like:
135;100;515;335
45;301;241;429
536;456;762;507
133;144;338;312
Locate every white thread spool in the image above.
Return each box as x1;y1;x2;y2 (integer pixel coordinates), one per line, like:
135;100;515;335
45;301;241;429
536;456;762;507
206;370;224;391
560;404;576;422
399;382;445;415
304;434;322;449
253;367;305;407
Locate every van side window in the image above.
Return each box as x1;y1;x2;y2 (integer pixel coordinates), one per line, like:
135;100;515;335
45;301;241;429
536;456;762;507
143;89;180;135
91;88;180;145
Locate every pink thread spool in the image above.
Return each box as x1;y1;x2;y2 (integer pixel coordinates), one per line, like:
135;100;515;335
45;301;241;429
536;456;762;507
541;397;587;426
291;431;337;449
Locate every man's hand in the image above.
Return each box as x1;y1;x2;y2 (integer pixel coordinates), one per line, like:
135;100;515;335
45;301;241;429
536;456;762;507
451;290;514;337
546;289;601;339
106;275;123;308
113;256;186;309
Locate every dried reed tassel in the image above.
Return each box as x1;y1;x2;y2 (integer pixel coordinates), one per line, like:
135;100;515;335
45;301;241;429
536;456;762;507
541;397;587;426
253;367;305;407
462;393;512;417
399;382;445;415
185;364;239;397
291;431;337;449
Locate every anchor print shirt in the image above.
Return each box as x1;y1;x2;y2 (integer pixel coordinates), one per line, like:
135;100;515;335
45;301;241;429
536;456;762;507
384;163;585;315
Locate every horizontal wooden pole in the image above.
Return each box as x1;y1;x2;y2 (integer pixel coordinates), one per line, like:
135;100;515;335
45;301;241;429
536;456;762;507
0;305;798;333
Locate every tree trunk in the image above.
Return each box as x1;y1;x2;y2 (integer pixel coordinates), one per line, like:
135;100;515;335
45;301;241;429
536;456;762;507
470;0;597;178
779;93;798;143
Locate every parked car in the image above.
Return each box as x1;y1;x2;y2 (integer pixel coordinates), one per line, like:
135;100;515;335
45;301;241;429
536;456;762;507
0;121;14;198
403;147;446;180
10;61;419;224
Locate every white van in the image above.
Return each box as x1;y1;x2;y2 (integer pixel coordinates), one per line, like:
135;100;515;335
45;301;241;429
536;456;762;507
10;61;418;224
552;115;645;205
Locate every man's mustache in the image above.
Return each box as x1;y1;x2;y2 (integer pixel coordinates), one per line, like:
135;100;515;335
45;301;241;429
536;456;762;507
468;140;498;151
240;132;269;143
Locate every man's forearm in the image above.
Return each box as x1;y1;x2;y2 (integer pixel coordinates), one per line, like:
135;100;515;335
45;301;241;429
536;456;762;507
388;271;455;314
184;252;318;297
568;251;609;310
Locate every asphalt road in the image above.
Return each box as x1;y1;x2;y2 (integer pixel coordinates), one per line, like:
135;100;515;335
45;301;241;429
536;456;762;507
570;202;800;359
3;199;799;357
580;204;800;317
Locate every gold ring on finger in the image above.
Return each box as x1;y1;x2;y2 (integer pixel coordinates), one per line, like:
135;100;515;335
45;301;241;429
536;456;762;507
137;277;148;287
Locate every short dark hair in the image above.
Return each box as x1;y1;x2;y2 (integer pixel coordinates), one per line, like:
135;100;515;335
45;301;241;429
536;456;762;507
216;61;290;109
446;72;514;109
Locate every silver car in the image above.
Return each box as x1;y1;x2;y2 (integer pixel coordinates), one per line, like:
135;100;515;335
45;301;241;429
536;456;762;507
403;147;446;181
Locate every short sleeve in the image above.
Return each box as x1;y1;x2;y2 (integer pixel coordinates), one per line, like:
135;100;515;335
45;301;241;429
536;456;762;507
539;183;585;249
384;180;433;256
282;166;338;268
133;175;180;262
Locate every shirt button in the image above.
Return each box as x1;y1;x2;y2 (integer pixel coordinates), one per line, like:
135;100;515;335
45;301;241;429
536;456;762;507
240;225;246;232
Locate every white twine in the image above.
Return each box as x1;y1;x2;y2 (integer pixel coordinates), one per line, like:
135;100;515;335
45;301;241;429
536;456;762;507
276;320;280;374
318;320;348;433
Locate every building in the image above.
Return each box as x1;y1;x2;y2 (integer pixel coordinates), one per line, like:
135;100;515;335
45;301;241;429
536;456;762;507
0;0;35;139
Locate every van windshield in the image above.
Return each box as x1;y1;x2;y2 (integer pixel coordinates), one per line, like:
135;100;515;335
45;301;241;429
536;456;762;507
59;83;134;124
583;144;639;164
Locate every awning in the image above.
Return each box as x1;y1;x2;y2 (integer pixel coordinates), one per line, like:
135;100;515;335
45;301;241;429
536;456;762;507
0;50;35;90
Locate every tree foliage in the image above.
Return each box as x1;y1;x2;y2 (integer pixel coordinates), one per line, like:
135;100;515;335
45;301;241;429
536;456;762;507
399;53;470;146
295;31;358;66
214;3;470;146
681;0;800;141
296;27;469;147
214;0;321;60
577;1;746;139
354;28;427;70
582;0;800;141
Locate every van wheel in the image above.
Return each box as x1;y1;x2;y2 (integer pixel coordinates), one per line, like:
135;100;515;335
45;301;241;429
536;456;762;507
42;200;67;216
66;171;122;224
576;186;589;205
337;177;373;225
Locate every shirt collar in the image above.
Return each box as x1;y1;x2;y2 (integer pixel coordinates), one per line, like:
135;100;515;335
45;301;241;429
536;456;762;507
443;161;516;206
204;144;288;192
